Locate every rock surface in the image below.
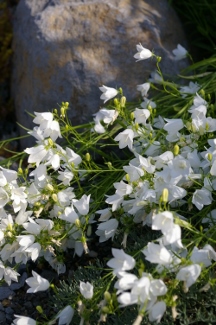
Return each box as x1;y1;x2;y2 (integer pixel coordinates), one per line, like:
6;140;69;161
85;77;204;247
12;0;188;149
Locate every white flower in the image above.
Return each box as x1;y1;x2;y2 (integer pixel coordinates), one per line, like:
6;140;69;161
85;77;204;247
142;243;173;265
163;118;184;136
172;44;188;61
148;301;166;323
134;43;153;62
80;281;94;299
96;218;119;242
54;305;74;325
26;270;50;293
95;208;112;222
180;81;200;97
176;264;201;289
149;71;163;84
140;98;156;109
57;170;74;185
114;129;135;150
137;82;150;97
59;206;79;223
0;188;9;208
3;266;20;285
13;315;36;325
73;194;90;215
192;188;212;210
107;248;135;276
190;247;212;267
105;193;123;211
25;144;48;167
114;272;138;293
99;85;118;103
150;279;167;297
113;181;133;197
134;108;150;125
152;211;174;234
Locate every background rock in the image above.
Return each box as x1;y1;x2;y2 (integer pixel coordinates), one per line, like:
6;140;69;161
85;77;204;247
12;0;188;149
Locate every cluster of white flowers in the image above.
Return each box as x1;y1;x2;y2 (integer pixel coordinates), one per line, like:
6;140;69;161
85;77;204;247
4;43;216;324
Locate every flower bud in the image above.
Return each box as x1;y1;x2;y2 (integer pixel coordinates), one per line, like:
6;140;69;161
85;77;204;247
120;96;126;108
48;138;54;146
61;106;66;118
18;168;23;175
101;306;110;314
125;174;130;182
46;184;54;192
208;153;212;161
107;162;112;170
104;291;111;302
130;112;134;120
173;144;180;156
36;306;44;314
162;188;169;203
156;56;162;63
113;98;119;107
119;87;123;95
75;219;81;228
53;109;58;115
52;193;58;202
200;89;205;97
85;153;91;162
135;122;139;131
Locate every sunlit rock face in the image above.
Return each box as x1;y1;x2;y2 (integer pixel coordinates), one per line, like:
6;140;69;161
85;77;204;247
12;0;188;148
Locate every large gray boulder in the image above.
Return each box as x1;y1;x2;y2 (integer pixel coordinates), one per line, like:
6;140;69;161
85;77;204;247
12;0;188;149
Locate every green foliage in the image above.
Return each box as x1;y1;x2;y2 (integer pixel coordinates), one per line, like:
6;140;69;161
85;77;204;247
169;0;216;60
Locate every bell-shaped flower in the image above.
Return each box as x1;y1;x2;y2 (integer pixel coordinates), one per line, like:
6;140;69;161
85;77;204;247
180;81;200;97
114;129;135;150
134;43;153;62
192;188;212;210
26;270;50;293
105;194;123;211
54;305;74;325
13;315;36;325
140;97;156;109
137;82;150;97
73;194;90;215
163;118;184;136
134;108;150;125
152;211;174;234
95;208;112;222
25;144;48;167
0;188;9;208
80;281;94;299
190;247;212;267
99;85;118;103
114;272;138;294
96;218;119;242
123;164;144;182
150;279;167;297
176;264;201;290
172;44;188;61
3;266;19;285
113;181;133;197
142;243;173;265
148;301;166;323
59;205;79;224
65;147;82;166
25;242;41;262
107;248;135;276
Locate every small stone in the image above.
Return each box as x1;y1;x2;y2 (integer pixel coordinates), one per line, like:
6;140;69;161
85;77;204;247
5;307;14;314
0;311;6;324
0;287;15;301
